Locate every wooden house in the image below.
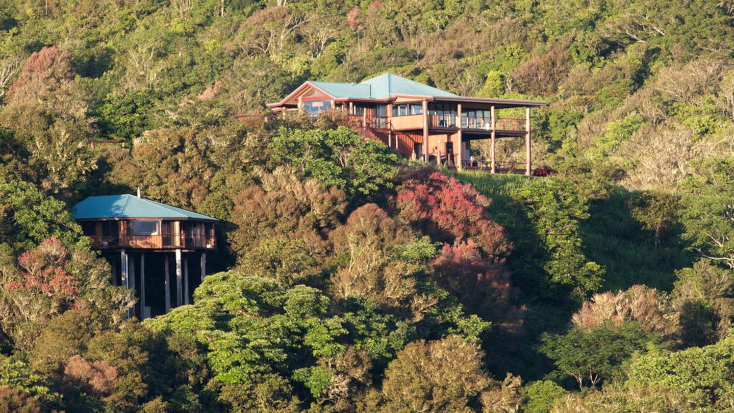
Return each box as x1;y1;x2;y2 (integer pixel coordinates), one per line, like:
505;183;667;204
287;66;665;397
72;194;217;319
267;73;547;175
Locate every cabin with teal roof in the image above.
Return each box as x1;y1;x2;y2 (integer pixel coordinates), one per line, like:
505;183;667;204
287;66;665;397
268;72;547;175
72;194;217;319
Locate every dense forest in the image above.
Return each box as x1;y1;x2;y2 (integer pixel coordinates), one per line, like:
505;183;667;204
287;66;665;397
1;0;734;411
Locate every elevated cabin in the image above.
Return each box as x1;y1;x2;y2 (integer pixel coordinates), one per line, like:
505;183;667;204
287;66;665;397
72;194;217;319
268;73;547;175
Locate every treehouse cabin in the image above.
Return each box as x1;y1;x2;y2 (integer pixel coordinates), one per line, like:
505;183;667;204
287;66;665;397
268;73;547;175
72;194;217;319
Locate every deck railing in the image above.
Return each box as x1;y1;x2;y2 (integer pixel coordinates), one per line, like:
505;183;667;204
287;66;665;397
88;233;216;250
352;115;528;132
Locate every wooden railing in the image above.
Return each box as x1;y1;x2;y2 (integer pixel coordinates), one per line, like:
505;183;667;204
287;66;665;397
87;234;216;250
495;118;526;131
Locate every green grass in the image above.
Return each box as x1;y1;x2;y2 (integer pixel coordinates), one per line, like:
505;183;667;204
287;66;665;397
452;171;692;293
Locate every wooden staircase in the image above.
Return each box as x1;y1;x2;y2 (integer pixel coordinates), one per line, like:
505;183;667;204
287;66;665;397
356;124;417;159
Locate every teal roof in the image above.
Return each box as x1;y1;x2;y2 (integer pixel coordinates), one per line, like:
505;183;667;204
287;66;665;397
310;73;458;100
359;73;458;98
310;81;373;99
72;195;217;222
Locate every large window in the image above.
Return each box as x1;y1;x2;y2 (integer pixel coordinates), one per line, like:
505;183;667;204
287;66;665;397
462;110;492;129
303;100;332;114
392;104;422;117
132;220;159;236
428;103;457;127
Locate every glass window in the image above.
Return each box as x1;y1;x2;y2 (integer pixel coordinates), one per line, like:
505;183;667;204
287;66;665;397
303;100;332;114
132;220;159;236
354;106;365;115
81;222;96;236
411;104;422;115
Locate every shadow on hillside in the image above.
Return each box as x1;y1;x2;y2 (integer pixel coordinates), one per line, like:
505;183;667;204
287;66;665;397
579;186;694;293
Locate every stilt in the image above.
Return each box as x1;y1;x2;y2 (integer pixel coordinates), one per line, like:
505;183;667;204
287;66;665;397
184;256;189;305
141;254;146;319
422;100;429;162
525;107;532;176
201;252;207;282
176;249;183;307
111;257;117;286
457;103;463;170
121;249;131;318
129;254;136;318
165;255;171;313
490;105;496;174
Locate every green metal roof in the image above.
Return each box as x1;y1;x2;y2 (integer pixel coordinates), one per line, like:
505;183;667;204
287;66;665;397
359;73;458;98
72;195;218;222
310;73;458;100
310;81;373;99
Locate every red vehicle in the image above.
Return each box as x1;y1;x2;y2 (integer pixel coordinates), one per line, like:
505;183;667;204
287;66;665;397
533;166;556;177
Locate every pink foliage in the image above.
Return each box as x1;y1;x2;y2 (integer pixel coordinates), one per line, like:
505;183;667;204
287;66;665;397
347;7;361;27
431;241;522;329
368;1;385;11
397;170;510;257
6;237;79;299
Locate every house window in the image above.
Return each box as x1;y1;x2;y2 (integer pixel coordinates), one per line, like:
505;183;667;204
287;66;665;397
428;103;457;127
132;220;159;236
81;222;96;236
354;106;365;115
303;100;332;114
411;104;423;115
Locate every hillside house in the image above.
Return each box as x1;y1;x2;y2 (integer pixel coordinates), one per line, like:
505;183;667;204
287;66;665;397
72;194;217;319
267;73;547;175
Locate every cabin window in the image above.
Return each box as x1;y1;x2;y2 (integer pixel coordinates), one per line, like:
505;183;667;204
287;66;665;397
411;104;423;115
132;220;159;236
81;222;96;236
354;106;365;115
303;100;332;114
102;221;118;237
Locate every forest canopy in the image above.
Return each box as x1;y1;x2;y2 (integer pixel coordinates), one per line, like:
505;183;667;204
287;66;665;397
0;0;733;411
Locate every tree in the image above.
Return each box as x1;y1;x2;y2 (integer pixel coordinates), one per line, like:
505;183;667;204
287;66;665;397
626;331;734;410
270;126;399;199
627;191;679;248
330;204;429;316
571;285;678;342
397;169;511;257
511;178;604;299
672;260;734;347
540;322;660;389
377;335;492;413
679;158;734;269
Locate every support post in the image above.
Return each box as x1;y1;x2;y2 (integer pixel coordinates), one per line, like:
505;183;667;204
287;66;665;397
422;100;429;162
184;256;189;305
490;105;496;174
201;252;207;282
165;255;171;313
111;257;117;286
129;254;136;318
176;249;183;307
348;101;354;115
121;249;131;318
457;103;463;170
141;254;146;320
525;107;532;176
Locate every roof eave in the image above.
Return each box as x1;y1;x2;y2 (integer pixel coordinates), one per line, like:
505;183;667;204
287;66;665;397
433;96;548;107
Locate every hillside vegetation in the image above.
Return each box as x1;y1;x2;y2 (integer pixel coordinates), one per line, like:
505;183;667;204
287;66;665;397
0;0;734;411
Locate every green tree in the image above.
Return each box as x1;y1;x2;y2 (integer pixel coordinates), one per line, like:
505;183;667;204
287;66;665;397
511;178;604;299
540;322;660;389
270;126;399;199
